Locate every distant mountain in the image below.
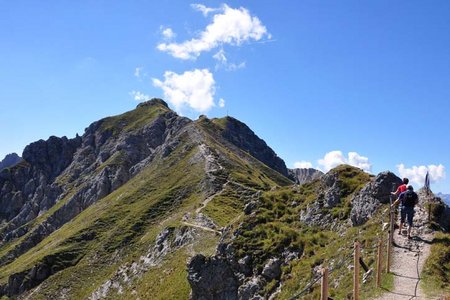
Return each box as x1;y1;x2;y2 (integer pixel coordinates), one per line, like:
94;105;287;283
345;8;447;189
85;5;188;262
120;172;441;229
0;153;22;170
288;167;323;185
436;193;450;205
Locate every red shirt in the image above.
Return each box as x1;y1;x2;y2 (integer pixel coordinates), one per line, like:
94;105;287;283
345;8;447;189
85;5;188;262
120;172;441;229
395;184;407;195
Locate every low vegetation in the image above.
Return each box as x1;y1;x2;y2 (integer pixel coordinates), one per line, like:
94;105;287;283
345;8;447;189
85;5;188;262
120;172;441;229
422;232;450;296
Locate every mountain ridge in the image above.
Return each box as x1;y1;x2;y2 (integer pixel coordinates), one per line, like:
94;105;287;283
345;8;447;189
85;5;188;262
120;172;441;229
0;98;448;299
0;99;293;298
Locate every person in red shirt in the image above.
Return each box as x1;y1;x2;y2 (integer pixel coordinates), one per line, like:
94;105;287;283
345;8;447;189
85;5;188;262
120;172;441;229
392;178;409;197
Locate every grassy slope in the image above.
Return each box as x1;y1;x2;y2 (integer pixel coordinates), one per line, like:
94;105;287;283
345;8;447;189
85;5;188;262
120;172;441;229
2;109;409;299
227;165;392;299
0;136;207;299
0;109;297;299
422;232;450;297
0;103;172;264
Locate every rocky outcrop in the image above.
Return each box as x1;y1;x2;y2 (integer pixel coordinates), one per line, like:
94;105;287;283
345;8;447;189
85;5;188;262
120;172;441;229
288;168;323;185
219;117;289;177
187;239;297;300
350;171;402;226
0;100;191;266
418;188;450;231
299;171;342;229
90;226;195;300
0;135;81;230
0;153;22;170
188;254;239;300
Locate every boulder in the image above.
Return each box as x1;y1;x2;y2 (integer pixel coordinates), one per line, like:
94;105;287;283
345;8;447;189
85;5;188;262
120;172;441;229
188;255;239;300
350;171;402;226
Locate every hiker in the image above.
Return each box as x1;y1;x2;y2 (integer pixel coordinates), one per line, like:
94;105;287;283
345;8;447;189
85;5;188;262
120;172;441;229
391;178;409;197
391;185;419;239
391;178;409;229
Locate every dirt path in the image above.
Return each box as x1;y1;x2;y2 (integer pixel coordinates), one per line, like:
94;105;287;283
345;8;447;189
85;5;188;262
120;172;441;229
374;206;437;300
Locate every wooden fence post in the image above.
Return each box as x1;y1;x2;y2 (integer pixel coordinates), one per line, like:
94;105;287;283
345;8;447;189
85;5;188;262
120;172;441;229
387;209;394;273
321;266;328;300
353;241;360;300
376;239;382;288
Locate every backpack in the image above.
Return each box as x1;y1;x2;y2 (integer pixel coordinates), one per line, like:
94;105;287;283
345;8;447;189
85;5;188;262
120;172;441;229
403;191;417;207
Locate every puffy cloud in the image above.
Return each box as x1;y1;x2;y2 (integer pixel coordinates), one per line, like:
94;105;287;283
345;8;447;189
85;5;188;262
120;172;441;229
152;69;216;112
218;98;225;108
191;3;219;16
294;161;313;169
160;26;175;40
317;150;372;172
130;90;149;102
157;4;269;60
397;163;446;186
348;152;371;173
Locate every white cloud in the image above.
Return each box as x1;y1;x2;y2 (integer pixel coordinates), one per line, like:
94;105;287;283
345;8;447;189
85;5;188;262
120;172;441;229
130;90;150;102
160;26;175;40
218;98;225;108
213;49;227;64
157;4;269;60
152;69;216;112
134;67;143;78
294;161;313;169
317;150;372;172
213;49;246;71
397;163;446;186
348;152;371;173
191;3;220;16
227;61;246;71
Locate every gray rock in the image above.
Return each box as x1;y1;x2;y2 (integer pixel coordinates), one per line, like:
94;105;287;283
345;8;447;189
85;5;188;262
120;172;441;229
220;117;289;178
261;258;282;280
188;255;239;300
350;171;402;226
244;201;258;215
238;277;262;300
0;153;22;171
288;168;323;185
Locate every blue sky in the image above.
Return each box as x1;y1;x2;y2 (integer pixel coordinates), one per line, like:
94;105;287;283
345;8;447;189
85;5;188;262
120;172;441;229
1;1;449;193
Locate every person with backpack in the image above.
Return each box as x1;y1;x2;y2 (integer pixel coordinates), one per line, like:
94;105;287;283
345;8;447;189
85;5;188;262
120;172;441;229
391;178;409;198
391;185;419;239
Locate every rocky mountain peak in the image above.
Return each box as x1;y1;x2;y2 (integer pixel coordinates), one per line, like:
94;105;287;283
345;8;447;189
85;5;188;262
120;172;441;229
288;168;323;185
214;116;289;177
0;153;22;171
136;98;169;109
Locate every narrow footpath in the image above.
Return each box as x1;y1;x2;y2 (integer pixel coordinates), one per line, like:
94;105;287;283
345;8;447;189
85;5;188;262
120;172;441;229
374;206;437;300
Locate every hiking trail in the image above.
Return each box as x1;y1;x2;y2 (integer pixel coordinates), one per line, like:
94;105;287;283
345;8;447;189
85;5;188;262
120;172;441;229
373;205;437;300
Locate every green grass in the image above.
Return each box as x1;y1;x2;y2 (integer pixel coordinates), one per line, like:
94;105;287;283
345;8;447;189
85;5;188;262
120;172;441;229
225;167;390;299
2;110;391;299
203;188;245;227
422;232;450;297
99;101;170;136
